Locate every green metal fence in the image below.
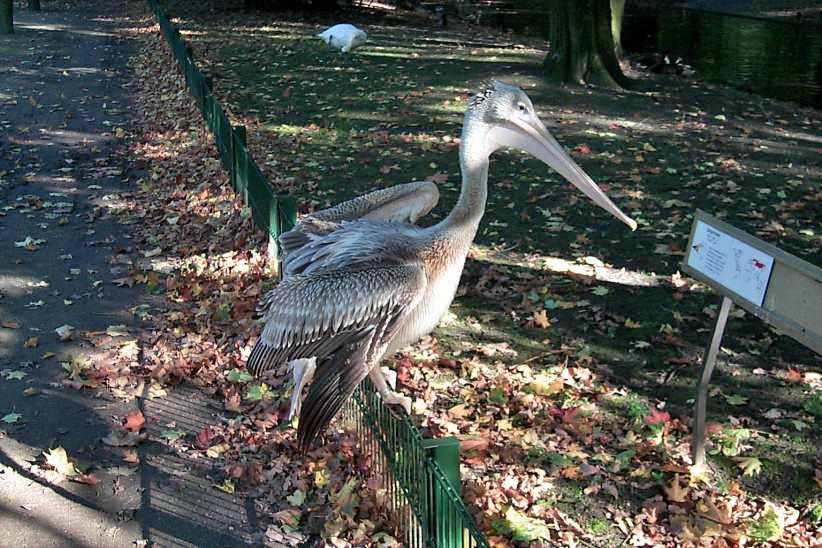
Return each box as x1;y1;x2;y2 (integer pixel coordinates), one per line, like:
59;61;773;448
148;0;296;248
343;379;488;547
147;2;488;545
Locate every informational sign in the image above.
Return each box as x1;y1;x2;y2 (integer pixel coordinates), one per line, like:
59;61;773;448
682;210;821;468
685;220;774;307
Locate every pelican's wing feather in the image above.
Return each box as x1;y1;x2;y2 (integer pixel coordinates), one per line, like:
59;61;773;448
247;262;426;450
308;181;439;224
281;220;420;278
278;182;438;273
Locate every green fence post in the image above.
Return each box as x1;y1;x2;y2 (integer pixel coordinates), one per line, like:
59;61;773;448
267;201;280;277
277;195;297;235
423;437;460;547
234;125;247;200
422;437;460;495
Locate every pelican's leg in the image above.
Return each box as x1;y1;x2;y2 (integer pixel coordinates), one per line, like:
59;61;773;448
287;357;316;420
368;365;411;415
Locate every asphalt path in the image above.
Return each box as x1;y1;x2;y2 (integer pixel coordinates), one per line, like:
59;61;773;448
0;6;262;547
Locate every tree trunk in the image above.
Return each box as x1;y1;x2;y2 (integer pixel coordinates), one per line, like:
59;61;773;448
611;0;625;59
28;0;41;11
0;0;12;35
542;0;630;89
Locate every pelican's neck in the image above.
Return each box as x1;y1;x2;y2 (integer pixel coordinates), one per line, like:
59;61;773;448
437;123;490;239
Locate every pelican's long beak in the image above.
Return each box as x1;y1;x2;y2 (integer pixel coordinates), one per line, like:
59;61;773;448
488;118;637;231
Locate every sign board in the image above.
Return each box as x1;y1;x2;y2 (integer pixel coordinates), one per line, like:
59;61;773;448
682;210;821;468
683;210;822;354
685;221;774;307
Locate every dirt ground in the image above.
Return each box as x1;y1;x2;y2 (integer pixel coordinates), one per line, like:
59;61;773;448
0;4;266;547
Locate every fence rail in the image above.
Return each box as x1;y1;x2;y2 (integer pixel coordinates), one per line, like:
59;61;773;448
148;0;296;250
147;2;488;545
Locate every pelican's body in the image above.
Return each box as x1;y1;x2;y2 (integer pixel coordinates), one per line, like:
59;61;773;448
316;23;367;53
247;82;636;450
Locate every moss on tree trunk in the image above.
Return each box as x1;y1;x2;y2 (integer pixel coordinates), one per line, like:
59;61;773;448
542;0;629;89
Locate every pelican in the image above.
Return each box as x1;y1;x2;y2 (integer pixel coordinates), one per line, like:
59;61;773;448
247;81;636;451
316;23;368;53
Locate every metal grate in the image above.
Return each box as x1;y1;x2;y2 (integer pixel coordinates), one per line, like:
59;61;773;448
343;379;488;547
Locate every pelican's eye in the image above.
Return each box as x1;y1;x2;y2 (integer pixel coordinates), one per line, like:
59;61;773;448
517;103;527;113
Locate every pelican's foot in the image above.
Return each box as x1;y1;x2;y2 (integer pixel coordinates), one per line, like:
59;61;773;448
380;390;412;416
380;366;397;391
287;358;316;421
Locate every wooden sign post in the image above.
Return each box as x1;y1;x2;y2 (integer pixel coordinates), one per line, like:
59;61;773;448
682;210;822;468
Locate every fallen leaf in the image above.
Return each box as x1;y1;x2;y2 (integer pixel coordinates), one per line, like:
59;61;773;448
533;309;550;329
724;394;748;406
493;506;552;542
2;412;22;424
664;474;690;503
123;410;146;432
645;409;670;425
215;479;235;493
55;324;75;341
122;448;140;464
459;438;489;452
161;429;186;442
286;489;306;507
43;447;79;477
733;456;762;477
106;325;129;337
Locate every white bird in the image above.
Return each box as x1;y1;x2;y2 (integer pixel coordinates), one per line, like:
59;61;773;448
316;23;367;53
246;81;636;451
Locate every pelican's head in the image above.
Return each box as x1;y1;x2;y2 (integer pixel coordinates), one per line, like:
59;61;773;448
466;81;637;231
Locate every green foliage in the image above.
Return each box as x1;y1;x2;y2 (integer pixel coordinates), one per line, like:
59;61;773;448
803;393;822;418
588;518;609;536
487;385;509;406
746;504;782;542
245;383;270;401
715;428;750;457
627;399;648;424
492;506;552;542
227;370;253;383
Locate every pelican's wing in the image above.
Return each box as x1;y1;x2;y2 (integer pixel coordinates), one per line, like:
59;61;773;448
279;182;439;261
246;263;427;450
281;219;420;278
309;181;439;224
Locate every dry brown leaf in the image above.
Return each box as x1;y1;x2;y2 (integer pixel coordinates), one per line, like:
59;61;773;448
698;495;733;525
533;309;551;329
663;473;690;503
123;410;146;432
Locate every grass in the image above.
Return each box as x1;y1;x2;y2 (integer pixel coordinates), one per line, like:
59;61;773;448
158;0;821;544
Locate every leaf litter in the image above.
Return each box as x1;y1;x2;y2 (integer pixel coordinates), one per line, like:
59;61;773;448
81;1;822;545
